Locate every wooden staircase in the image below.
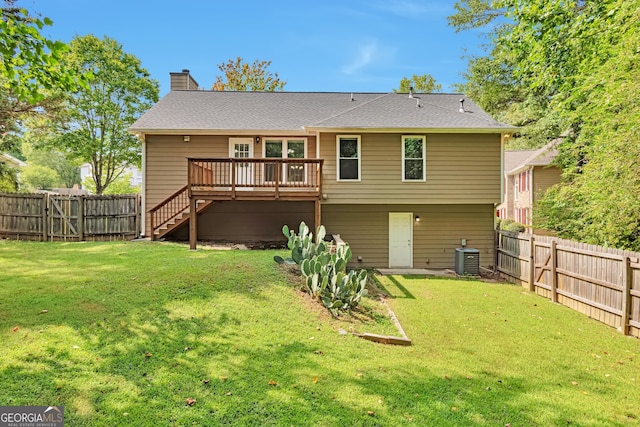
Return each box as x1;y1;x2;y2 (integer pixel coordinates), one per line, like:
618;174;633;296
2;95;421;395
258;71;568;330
149;185;213;240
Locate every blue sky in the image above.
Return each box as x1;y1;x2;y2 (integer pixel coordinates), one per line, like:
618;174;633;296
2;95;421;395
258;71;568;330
17;0;485;96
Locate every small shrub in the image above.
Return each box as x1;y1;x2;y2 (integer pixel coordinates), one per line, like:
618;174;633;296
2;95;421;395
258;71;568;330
499;218;526;233
499;218;515;230
505;221;526;233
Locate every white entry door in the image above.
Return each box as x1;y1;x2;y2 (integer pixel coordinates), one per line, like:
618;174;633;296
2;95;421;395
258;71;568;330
229;138;254;189
389;212;413;268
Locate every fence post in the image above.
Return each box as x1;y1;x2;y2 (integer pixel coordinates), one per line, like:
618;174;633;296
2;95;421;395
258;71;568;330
42;193;49;242
136;194;141;238
621;256;632;335
551;240;558;303
77;195;84;241
495;230;499;271
528;235;535;292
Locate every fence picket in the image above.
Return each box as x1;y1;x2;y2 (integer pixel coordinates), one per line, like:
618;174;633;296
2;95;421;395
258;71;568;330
0;193;140;241
497;230;640;338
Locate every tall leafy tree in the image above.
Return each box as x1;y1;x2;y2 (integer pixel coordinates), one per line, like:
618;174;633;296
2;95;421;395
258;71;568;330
212;57;285;91
1;2;81;191
394;74;442;93
450;0;640;250
49;35;158;194
0;3;79;103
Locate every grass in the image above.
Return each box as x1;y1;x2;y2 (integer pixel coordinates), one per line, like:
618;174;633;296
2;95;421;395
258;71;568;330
0;240;638;426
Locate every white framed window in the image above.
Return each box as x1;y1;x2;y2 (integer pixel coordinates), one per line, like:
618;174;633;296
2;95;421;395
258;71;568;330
336;135;361;181
262;138;307;183
402;135;426;181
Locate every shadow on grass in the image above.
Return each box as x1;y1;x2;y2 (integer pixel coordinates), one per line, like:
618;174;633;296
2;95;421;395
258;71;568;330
372;275;415;299
1;242;637;426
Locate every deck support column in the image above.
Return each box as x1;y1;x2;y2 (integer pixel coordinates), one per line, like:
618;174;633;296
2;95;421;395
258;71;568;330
189;196;197;250
314;199;322;231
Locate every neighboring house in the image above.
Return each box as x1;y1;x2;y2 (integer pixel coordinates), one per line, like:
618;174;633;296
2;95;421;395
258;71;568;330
496;140;561;234
0;152;27;169
80;163;142;190
0;153;27;189
129;70;516;269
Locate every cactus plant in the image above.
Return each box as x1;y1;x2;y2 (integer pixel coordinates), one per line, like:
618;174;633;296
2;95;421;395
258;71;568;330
276;221;368;315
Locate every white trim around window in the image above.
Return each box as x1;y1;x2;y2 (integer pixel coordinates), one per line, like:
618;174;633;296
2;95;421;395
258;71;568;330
336;135;361;182
261;137;308;159
261;137;308;184
401;135;426;182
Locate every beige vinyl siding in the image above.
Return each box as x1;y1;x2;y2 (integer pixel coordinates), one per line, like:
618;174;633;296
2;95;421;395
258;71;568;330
532;165;561;204
532;165;561;236
144;134;316;235
320;133;501;204
323;204;496;269
171;201;314;242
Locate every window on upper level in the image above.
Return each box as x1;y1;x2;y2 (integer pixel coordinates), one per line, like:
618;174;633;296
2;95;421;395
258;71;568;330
518;170;530;192
337;135;361;181
402;136;426;181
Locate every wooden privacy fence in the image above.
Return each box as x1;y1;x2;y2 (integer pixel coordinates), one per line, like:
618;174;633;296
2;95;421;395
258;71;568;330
496;231;640;338
0;193;140;241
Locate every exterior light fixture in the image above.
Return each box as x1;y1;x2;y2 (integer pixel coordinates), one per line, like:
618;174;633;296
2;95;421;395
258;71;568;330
183;136;190;142
256;137;260;144
415;215;420;222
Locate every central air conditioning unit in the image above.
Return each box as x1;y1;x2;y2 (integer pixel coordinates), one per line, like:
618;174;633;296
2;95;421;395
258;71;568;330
455;248;480;276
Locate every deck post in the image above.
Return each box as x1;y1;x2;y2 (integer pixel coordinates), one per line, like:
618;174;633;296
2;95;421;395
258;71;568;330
314;199;321;231
275;160;280;199
189;196;197;250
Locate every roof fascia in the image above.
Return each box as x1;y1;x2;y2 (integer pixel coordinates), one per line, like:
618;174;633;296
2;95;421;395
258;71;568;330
128;129;312;137
304;126;520;134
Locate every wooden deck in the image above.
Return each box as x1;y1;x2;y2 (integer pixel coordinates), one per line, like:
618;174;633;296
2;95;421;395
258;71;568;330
149;158;324;242
188;158;323;200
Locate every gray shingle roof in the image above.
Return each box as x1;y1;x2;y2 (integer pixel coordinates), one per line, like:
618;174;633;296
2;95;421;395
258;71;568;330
504;150;537;173
505;139;559;175
129;91;515;133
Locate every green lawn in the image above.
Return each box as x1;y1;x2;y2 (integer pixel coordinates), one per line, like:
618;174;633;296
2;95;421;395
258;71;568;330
0;240;638;426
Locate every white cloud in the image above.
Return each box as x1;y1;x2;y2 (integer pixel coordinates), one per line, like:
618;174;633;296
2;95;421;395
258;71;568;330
342;40;397;76
341;41;379;75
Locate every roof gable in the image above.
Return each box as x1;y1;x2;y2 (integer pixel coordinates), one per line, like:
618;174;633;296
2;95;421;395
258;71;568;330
505;139;560;175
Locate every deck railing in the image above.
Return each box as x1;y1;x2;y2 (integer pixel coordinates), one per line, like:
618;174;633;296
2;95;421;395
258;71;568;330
188;158;323;198
148;184;189;238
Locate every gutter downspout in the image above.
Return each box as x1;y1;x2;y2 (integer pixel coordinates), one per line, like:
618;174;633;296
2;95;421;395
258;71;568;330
140;133;146;236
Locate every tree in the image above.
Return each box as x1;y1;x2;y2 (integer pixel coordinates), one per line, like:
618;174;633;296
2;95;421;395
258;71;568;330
451;0;640;250
0;162;18;192
1;4;79;103
22;135;80;189
212;57;285;91
21;164;60;190
48;35;158;194
1;3;81;189
394;74;442;93
82;172;140;195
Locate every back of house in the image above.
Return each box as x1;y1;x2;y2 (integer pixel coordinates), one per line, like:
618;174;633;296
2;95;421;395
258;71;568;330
129;70;516;270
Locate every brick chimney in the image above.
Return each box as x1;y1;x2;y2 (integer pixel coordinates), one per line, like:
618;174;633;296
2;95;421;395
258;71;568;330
169;69;199;91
